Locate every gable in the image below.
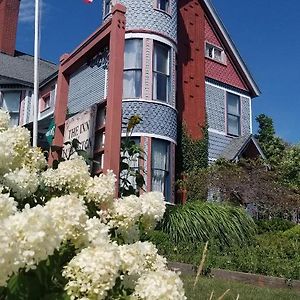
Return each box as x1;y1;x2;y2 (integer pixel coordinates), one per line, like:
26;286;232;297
204;17;248;92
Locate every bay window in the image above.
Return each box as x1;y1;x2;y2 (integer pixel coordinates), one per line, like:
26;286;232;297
151;139;170;200
153;41;170;102
227;92;241;136
123;39;143;99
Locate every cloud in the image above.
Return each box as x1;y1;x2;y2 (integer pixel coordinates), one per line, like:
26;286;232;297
19;0;46;23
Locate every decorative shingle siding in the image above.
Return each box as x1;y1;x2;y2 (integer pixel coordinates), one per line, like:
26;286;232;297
204;17;248;91
208;131;232;161
117;0;177;43
68;63;106;114
122;100;177;143
205;83;225;132
241;96;251;135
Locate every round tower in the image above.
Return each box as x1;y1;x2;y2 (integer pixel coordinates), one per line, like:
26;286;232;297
103;0;177;202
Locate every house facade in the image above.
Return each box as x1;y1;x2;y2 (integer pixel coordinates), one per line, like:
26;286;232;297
2;0;262;202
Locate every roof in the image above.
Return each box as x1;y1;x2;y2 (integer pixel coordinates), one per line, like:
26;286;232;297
203;0;261;97
0;51;57;86
221;134;266;161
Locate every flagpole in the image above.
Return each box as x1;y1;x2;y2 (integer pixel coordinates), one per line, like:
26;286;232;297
33;0;40;147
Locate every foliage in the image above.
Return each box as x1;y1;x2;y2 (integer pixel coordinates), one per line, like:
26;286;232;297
176;124;208;174
183;159;300;215
255;218;295;234
158;202;256;247
119;115;145;197
0;109;186;300
148;225;300;280
255;114;286;166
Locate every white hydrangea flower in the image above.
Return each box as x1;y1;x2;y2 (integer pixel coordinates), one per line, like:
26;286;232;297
63;243;121;300
108;195;142;230
0;109;10;132
3;169;39;200
42;157;90;194
119;241;167;276
23;147;47;171
78;217;112;248
84;170;116;207
0;127;31;175
131;269;186;300
140;192;166;230
45;194;88;246
0;205;61;286
0;188;17;220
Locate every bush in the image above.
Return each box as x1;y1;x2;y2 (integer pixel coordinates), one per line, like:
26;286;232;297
159;202;256;247
255;218;295;234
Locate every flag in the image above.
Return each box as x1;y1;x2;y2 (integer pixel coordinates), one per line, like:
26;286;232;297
84;0;93;3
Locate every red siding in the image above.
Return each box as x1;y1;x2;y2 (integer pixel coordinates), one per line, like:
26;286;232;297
177;0;206;139
204;17;249;92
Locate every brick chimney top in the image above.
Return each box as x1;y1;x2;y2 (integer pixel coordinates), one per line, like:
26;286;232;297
0;0;21;56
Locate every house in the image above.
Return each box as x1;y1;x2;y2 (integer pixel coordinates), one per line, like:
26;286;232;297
4;0;263;202
0;0;57;147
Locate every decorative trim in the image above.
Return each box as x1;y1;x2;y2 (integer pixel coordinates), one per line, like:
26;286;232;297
125;31;177;49
121;132;176;145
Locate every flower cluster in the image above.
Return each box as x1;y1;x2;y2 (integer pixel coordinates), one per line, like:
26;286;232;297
0;109;10;132
3;169;39;200
0;127;31;175
23;147;47;171
0;205;61;286
85;170;116;207
119;241;167;276
63;243;121;300
131;269;186;300
0;188;17;220
45;194;88;246
42;157;90;194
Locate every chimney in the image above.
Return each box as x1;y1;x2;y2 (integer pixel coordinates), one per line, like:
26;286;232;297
0;0;20;56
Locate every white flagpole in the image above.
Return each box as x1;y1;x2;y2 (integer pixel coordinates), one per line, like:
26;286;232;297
33;0;40;147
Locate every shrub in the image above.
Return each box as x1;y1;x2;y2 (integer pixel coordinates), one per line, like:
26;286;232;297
255;218;295;234
159;202;256;247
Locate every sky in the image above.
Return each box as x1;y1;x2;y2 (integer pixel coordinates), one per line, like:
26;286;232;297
16;0;300;144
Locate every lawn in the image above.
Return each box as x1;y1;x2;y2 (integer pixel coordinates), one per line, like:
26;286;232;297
182;276;300;300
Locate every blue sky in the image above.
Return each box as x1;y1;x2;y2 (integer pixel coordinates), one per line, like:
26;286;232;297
16;0;300;144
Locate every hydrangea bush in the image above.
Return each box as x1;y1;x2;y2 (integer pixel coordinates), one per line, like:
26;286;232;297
0;109;186;300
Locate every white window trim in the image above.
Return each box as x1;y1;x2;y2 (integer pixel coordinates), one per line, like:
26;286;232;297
205;41;226;65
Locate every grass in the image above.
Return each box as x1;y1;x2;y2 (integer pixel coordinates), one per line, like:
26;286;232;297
182;276;300;300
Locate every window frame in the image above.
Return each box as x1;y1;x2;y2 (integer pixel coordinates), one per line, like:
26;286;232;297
151;138;170;201
152;41;171;103
205;42;226;64
226;92;241;137
104;0;111;17
123;38;143;99
154;0;171;14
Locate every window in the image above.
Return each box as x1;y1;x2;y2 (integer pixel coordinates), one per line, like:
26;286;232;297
104;0;111;16
153;42;170;102
43;95;50;110
156;0;170;12
123;39;143;99
227;92;241;136
205;43;225;64
0;91;20;126
151;139;170;200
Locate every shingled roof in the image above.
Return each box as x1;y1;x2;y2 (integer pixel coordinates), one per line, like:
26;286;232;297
0;51;57;86
221;134;265;161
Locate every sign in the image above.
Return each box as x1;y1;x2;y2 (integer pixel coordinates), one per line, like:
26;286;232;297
45;119;55;146
62;105;97;159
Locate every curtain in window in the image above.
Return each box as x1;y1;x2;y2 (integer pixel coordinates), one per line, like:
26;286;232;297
153;42;170;102
123;39;142;98
152;139;169;197
2;91;21;126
